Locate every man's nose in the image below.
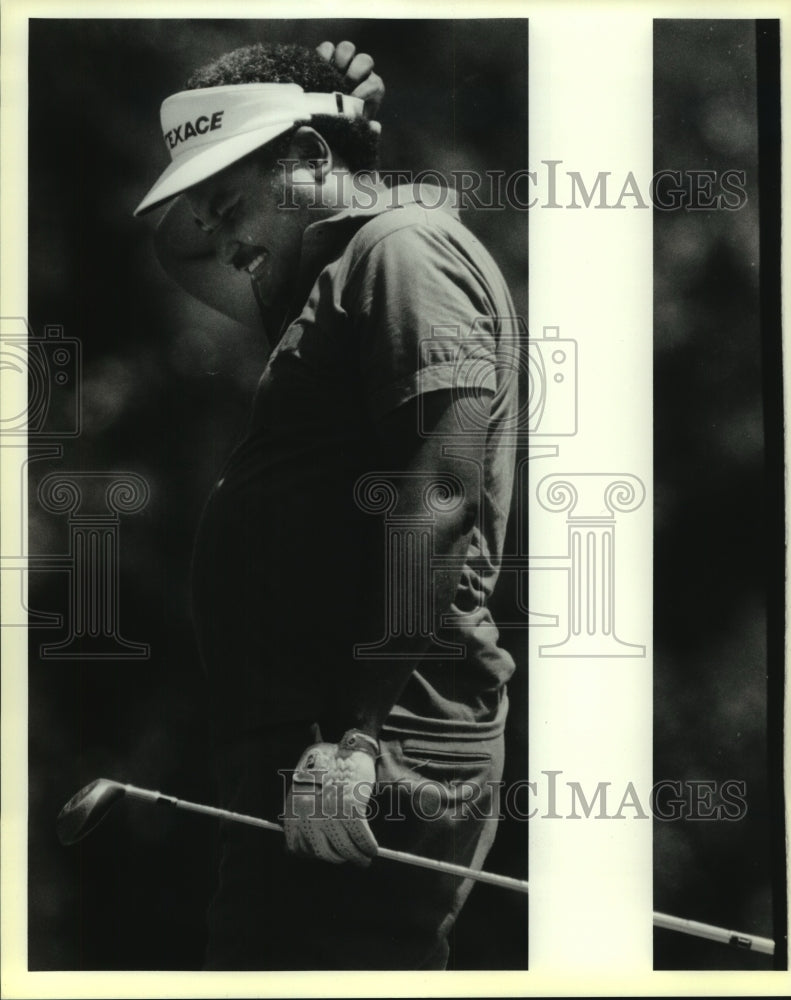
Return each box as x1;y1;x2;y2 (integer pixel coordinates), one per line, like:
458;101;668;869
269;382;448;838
215;237;240;268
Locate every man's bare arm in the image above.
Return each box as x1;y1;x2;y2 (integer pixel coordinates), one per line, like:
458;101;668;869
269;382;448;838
284;388;488;864
328;388;490;740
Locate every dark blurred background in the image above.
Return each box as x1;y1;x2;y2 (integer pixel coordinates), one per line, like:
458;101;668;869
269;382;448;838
27;18;530;970
653;19;782;970
26;15;783;975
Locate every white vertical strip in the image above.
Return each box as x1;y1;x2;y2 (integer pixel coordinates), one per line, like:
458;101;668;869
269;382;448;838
784;10;791;977
0;0;29;982
528;12;653;969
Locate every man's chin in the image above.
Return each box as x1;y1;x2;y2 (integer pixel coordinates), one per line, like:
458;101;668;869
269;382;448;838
249;269;282;314
247;254;278;301
248;249;299;316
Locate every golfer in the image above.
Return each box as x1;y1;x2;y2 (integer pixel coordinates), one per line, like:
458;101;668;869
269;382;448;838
136;39;519;970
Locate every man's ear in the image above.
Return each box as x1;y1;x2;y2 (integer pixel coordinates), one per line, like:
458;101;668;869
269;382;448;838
287;126;333;180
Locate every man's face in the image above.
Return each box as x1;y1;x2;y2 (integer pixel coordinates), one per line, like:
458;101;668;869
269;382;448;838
185;154;311;308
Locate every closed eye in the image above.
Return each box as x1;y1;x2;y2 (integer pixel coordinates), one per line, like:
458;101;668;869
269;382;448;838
193;194;240;235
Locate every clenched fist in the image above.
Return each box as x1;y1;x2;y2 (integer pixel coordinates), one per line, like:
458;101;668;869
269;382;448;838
284;730;379;866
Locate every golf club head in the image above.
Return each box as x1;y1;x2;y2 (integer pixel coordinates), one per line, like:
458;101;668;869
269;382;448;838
57;778;127;845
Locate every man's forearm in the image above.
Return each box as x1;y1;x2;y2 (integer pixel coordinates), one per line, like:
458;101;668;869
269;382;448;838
317;389;490;743
332;505;477;740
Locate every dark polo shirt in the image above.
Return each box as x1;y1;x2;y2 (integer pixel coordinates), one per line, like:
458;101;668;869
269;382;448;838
191;185;519;743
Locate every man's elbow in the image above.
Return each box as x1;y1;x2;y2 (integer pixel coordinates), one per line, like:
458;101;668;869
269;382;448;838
431;479;480;545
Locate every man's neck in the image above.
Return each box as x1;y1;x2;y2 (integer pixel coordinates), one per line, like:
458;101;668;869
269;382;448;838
301;169;383;219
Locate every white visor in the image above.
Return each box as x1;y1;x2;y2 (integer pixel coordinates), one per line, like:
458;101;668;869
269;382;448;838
134;83;365;216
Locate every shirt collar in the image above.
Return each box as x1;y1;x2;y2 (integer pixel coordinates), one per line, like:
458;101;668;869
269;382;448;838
268;180;461;341
297;180;460;281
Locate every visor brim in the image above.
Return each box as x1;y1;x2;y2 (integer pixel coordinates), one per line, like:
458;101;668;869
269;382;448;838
133;121;294;216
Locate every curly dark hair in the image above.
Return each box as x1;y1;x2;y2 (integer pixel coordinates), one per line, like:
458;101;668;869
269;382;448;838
185;42;379;172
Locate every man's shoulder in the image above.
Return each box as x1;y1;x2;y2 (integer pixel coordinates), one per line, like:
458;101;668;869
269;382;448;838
339;192;506;290
343;198;460;257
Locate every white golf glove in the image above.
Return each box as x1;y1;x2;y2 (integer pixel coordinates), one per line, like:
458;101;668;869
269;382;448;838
284;729;379;866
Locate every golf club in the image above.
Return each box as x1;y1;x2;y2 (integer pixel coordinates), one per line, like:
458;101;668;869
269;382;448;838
56;777;528;892
57;778;776;956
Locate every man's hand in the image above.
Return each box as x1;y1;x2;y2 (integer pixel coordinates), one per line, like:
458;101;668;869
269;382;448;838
284;730;379;866
316;40;385;122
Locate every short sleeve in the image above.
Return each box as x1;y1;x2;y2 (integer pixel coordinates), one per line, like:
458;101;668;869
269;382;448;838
343;221;499;420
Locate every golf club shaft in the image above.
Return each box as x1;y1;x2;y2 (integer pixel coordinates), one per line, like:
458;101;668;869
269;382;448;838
125;784;283;834
653;911;774;956
122;783;529;891
123;783;775;955
376;846;529;892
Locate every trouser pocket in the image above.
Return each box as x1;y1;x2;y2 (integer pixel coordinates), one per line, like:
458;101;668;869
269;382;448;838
205;728;504;970
369;734;504;843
